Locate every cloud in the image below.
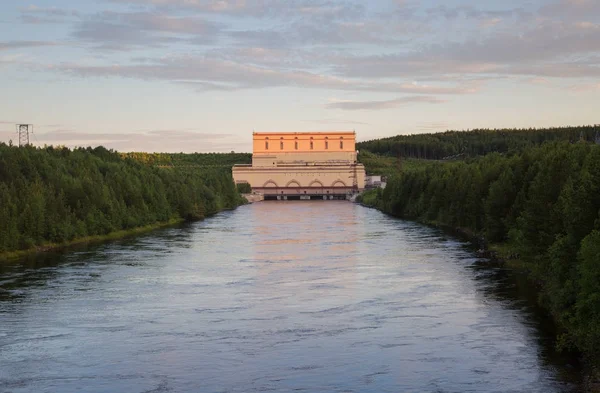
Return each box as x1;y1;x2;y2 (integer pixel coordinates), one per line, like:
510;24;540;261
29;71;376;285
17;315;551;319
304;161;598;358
6;0;600;117
22;5;80;17
58;56;351;90
540;0;600;22
325;96;446;111
19;5;80;24
333;18;600;80
426;4;527;22
0;41;57;51
108;0;365;20
56;54;480;95
568;82;600;92
72;11;222;50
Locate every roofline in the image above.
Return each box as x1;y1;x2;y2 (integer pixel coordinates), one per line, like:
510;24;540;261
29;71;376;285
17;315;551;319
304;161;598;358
253;131;356;135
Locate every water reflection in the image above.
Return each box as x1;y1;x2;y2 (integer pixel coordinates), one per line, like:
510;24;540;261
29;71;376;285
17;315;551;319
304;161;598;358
0;202;582;392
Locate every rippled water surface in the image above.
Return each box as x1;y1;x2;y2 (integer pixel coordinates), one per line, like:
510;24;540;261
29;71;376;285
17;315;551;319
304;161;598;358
0;202;581;392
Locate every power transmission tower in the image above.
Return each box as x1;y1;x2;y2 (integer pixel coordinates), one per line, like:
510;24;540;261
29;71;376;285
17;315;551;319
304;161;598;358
16;124;33;147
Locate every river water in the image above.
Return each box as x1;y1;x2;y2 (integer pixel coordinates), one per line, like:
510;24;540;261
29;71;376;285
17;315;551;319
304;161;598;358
0;202;582;392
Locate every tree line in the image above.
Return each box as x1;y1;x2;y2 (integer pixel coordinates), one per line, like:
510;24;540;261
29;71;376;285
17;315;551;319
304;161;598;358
359;141;600;363
121;152;252;167
0;144;245;254
357;125;600;160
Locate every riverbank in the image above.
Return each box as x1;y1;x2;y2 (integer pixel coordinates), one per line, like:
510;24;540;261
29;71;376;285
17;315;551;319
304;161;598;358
0;199;251;262
358;199;519;265
356;193;600;391
0;218;185;262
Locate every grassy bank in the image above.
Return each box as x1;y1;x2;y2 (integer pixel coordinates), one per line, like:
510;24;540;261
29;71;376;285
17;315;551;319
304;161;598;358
0;218;184;261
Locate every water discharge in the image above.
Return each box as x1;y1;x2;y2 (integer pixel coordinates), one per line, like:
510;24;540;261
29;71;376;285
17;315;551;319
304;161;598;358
0;202;581;392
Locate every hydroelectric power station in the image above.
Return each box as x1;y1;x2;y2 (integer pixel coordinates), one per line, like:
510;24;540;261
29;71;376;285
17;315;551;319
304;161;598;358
232;132;366;200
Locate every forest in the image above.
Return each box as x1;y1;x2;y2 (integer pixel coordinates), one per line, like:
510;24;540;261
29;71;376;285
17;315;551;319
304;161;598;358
357;125;600;160
0;144;245;256
358;138;600;364
121;152;251;167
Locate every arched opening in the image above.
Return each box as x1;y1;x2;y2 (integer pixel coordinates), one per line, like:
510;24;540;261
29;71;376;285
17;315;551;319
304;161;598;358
263;180;279;188
309;180;324;187
332;180;347;187
286;180;301;188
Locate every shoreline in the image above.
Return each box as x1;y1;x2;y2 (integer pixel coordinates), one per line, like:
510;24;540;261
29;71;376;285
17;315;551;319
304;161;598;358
0;218;185;262
356;200;600;391
0;197;248;263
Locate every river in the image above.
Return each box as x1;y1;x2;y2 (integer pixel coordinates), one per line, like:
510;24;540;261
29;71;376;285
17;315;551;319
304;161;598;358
0;202;582;392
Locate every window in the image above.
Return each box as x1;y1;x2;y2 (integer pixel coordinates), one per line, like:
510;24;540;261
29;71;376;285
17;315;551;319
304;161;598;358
310;137;314;150
265;141;269;150
280;137;284;150
340;137;343;149
295;137;298;150
325;137;329;150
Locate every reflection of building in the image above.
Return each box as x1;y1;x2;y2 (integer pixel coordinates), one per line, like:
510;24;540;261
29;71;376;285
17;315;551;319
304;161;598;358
233;132;366;200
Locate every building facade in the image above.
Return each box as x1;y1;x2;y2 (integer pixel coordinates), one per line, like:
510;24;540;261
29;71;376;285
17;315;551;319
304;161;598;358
233;132;366;199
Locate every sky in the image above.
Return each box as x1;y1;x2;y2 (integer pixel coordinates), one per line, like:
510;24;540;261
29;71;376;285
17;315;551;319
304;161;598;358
0;0;599;152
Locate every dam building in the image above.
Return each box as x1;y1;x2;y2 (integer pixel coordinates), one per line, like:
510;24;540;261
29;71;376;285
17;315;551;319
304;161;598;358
233;132;366;200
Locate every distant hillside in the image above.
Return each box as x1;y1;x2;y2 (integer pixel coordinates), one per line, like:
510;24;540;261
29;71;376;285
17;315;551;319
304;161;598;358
357;125;600;160
121;152;252;167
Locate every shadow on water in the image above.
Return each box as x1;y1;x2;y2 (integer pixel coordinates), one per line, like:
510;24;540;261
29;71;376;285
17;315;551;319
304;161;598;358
461;245;584;389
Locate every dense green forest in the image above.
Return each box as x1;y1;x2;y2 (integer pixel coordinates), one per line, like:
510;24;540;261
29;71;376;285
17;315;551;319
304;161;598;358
359;141;600;363
357;125;600;160
0;144;245;256
122;152;251;167
358;150;435;176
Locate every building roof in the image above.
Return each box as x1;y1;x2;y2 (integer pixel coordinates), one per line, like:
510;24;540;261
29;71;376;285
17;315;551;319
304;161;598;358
253;131;355;135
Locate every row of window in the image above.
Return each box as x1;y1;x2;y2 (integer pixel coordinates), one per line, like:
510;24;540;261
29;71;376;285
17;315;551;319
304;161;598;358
264;137;344;150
